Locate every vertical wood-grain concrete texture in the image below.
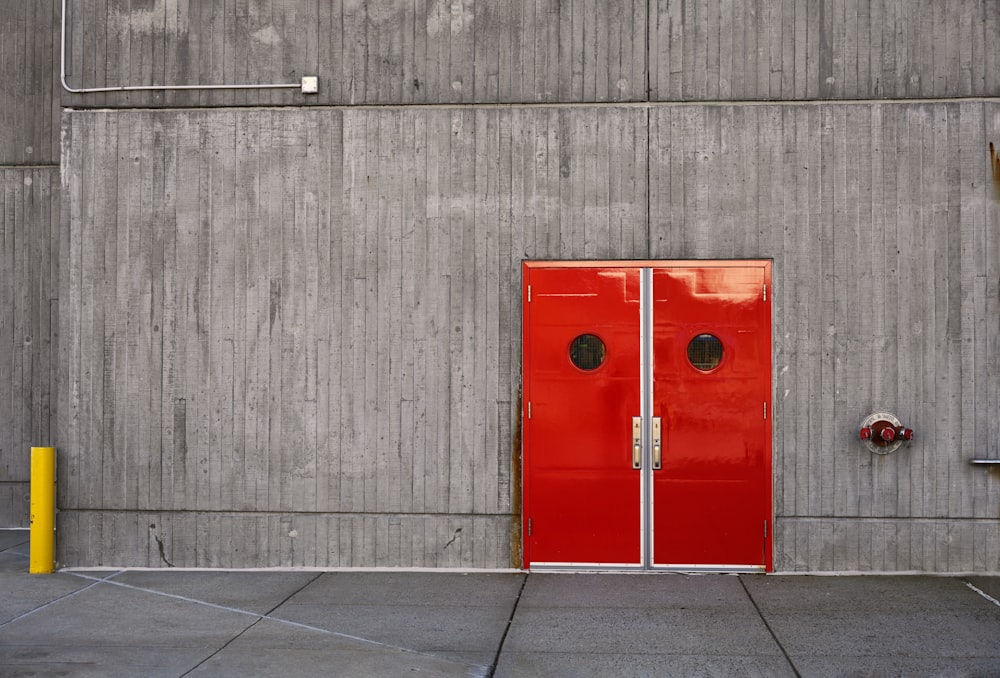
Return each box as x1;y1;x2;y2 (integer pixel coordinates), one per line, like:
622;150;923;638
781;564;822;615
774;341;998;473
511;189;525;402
0;0;61;164
61;0;647;107
0;0;62;526
0;169;61;526
59;0;1000;108
649;0;1000;101
50;0;1000;571
58;107;648;567
649;102;1000;572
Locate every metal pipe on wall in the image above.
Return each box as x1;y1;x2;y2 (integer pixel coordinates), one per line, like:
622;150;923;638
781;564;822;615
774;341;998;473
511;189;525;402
60;0;313;94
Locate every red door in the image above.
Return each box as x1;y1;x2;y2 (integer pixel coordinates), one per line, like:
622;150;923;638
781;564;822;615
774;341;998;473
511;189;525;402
650;266;771;568
521;266;643;566
522;261;772;571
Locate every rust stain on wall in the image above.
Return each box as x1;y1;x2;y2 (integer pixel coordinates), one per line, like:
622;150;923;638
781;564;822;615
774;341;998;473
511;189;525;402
510;387;523;569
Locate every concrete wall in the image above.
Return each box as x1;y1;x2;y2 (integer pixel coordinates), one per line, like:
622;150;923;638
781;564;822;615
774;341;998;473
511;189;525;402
649;0;1000;100
35;0;1000;569
61;0;1000;107
62;0;648;107
650;103;1000;571
58;107;648;566
0;0;61;163
59;102;1000;570
0;169;61;527
0;0;62;527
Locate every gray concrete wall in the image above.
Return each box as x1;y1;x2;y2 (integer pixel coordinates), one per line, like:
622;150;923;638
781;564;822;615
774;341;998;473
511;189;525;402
45;1;1000;570
0;0;62;527
650;102;1000;572
0;0;61;164
0;168;61;527
57;107;648;567
650;0;1000;101
60;0;999;108
59;102;1000;571
61;0;647;107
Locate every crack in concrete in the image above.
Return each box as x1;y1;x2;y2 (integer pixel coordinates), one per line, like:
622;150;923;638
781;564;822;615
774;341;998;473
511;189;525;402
153;534;175;568
443;527;463;549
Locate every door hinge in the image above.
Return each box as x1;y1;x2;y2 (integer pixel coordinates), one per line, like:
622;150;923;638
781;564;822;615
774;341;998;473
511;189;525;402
764;519;768;539
763;283;767;301
527;518;532;536
763;402;767;420
527;285;532;302
527;401;532;419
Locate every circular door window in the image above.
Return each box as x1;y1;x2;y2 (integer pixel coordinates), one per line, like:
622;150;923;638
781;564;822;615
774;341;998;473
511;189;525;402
687;334;723;371
569;334;606;371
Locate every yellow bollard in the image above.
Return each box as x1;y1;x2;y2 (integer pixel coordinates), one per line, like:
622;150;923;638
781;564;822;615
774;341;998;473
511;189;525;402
29;447;56;574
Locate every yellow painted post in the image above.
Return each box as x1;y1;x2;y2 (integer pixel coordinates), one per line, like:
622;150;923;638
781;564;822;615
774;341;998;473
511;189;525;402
30;447;56;574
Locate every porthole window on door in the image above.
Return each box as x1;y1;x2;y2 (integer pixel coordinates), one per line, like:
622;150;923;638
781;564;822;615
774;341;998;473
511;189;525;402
569;334;606;371
687;333;723;371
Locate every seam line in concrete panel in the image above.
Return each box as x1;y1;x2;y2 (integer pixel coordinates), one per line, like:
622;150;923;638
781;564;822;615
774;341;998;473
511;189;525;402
645;107;651;256
778;516;1000;522
645;0;652;101
62;96;1000;116
62;566;524;574
54;509;517;519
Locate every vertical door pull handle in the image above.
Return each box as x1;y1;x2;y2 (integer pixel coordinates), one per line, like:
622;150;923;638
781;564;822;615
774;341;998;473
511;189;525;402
652;417;662;470
632;416;642;469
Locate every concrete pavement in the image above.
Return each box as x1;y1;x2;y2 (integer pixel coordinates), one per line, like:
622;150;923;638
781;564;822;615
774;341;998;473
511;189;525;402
1;530;999;677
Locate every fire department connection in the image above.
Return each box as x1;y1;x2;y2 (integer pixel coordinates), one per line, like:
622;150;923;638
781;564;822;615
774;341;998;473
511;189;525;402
859;412;914;455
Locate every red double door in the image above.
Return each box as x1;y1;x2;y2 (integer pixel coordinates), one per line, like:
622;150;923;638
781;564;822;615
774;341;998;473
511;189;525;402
522;261;772;571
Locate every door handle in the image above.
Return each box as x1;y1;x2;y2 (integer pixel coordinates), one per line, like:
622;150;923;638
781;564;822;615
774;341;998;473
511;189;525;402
652;417;662;470
632;417;642;469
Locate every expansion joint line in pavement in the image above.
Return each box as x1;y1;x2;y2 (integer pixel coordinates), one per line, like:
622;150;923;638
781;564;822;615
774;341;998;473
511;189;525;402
964;581;1000;608
738;575;802;678
178;572;323;677
0;570;118;631
488;572;529;677
65;571;486;673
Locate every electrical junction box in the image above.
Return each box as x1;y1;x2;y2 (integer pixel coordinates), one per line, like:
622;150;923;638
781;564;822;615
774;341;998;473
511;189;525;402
301;76;318;94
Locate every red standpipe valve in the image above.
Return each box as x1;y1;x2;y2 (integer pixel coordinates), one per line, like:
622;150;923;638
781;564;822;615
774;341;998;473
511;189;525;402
859;413;914;454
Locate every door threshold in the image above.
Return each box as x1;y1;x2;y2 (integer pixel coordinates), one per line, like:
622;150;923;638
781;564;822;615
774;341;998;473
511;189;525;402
529;563;766;574
651;564;766;574
529;562;644;572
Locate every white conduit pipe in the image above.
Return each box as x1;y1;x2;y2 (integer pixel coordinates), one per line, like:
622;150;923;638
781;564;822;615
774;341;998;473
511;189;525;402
60;0;314;94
